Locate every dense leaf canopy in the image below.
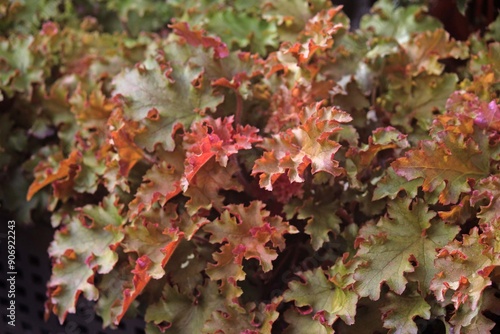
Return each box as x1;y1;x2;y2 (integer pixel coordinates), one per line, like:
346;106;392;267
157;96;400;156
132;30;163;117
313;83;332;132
1;0;500;332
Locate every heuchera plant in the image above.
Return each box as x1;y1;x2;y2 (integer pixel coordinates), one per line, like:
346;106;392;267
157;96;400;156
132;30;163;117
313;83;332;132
1;0;500;332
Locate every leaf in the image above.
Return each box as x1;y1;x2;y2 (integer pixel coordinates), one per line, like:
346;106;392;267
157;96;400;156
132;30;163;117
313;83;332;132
485;14;500;41
95;257;135;328
471;176;500;252
253;104;351;190
387;74;458;131
430;228;499;312
335;297;385;334
206;9;278;55
118;219;183;324
121;222;182;280
164;239;211;295
360;0;441;44
456;0;471;15
380;288;431;334
405;29;468;75
44;252;99;324
0;0;58;32
471;175;500;225
170;22;229;60
354;198;459;300
0;35;45;99
438;195;474;226
448;297;497;334
110;124;145;177
114;209;207;326
184;158;243;216
261;0;329;43
102;0;175;36
446;91;500;133
204;201;298;276
460;312;496;334
113;53;223;152
283;308;333;334
466;41;500;99
469;42;500;83
69;85;114;131
203;297;282;334
372;167;423;201
27;150;81;200
283;266;358;326
392;131;490;205
285;7;346;64
455;288;500;333
182;116;261;191
206;243;247;283
128;146;184;218
49;195;125;272
72;147;107;194
174;205;210;241
346;126;409;179
269;174;305;204
145;280;225;333
287;198;342;250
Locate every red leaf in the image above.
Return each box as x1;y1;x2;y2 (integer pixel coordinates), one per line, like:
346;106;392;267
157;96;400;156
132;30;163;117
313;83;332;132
170;22;229;59
115;237;182;324
446;91;500;132
182;116;261;190
27;150;81;200
253;103;351;190
204;201;298;280
110;127;144;177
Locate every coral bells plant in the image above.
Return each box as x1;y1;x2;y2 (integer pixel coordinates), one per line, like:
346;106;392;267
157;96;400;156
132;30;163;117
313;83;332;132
1;0;500;332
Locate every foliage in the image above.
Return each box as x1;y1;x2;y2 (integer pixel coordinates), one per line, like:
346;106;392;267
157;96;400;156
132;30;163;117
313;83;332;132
1;0;500;332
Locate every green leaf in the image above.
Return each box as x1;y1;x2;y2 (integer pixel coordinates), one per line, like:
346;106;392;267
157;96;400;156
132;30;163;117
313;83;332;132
485;14;500;41
373;167;423;200
354;198;459;300
456;0;471;16
206;9;278;55
145;280;225;333
430;228;499;313
284;266;358;326
49;196;125;273
392;131;490;205
121;220;181;280
385;73;458;131
404;29;468;75
165;239;213;295
262;0;330;43
380;287;431;334
45;195;125;323
361;0;441;44
0;35;44;99
128;147;184;218
113;54;223;152
95;257;135;328
0;0;63;34
46;252;99;324
203;297;282;334
287;198;342;250
283;308;333;334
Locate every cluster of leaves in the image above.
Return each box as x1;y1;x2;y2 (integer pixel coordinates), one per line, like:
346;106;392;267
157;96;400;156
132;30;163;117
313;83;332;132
2;0;500;332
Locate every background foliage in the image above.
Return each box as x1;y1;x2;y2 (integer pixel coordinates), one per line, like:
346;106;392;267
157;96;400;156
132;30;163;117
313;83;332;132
1;0;500;332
